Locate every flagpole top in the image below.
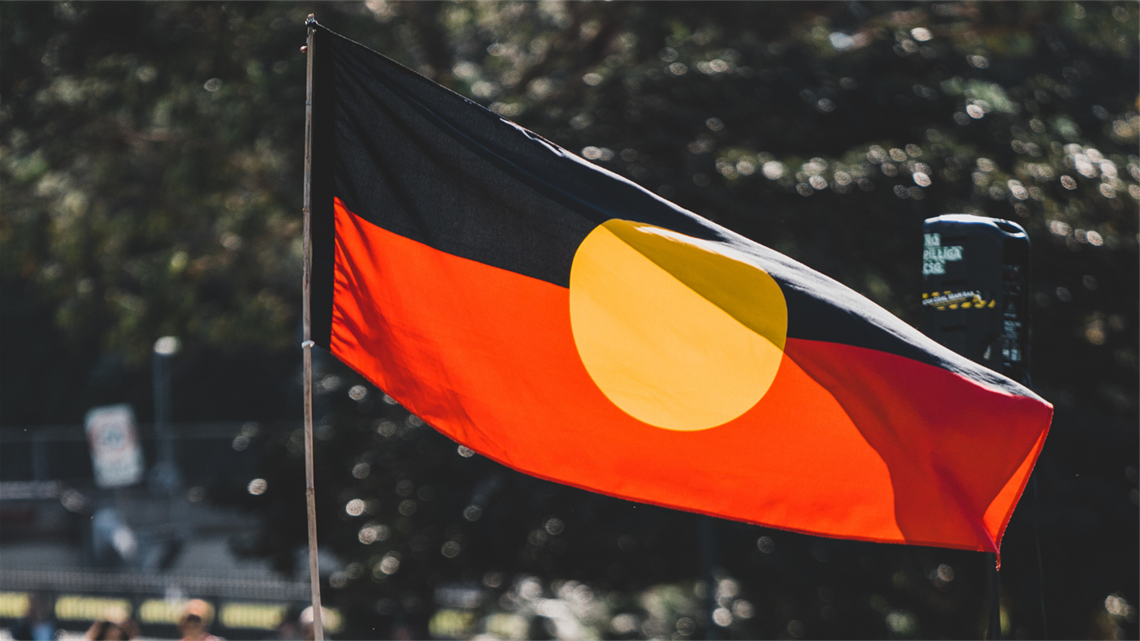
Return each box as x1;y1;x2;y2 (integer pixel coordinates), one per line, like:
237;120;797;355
306;14;317;27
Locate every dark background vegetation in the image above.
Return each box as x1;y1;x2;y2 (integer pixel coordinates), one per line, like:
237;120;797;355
2;2;1137;639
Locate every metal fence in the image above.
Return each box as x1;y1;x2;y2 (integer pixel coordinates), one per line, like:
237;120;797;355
0;422;333;639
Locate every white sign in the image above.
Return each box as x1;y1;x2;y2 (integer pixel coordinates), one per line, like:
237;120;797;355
922;233;964;275
85;404;144;488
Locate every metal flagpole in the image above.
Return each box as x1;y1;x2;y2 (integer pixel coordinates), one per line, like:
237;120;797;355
301;14;325;641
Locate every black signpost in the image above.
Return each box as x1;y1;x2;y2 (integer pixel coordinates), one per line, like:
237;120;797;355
921;215;1032;383
920;214;1036;640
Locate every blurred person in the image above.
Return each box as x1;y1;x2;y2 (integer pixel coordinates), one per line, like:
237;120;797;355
390;624;414;641
298;606;333;641
274;620;301;639
177;599;223;641
83;615;136;638
274;604;302;640
9;593;57;641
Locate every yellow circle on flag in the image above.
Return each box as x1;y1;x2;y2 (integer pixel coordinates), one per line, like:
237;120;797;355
569;219;788;431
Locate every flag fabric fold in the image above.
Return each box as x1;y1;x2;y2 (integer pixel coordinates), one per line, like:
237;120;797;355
308;24;1052;557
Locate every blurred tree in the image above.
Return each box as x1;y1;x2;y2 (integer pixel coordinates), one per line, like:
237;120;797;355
1;2;1136;640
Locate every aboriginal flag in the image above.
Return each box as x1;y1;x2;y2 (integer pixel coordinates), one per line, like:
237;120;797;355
308;24;1052;557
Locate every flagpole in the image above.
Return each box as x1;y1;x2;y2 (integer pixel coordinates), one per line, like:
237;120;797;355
301;14;325;641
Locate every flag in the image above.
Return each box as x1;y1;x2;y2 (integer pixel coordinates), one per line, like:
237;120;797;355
308;24;1052;557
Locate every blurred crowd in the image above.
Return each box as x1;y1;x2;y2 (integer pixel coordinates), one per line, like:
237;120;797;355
7;595;328;641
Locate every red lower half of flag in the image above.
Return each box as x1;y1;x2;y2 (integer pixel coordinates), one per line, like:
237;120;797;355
327;200;1050;556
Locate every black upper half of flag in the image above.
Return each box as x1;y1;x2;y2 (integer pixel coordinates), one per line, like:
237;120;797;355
308;23;1040;401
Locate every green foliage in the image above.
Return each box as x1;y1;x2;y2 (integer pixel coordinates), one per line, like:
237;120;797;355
2;2;310;364
2;2;1137;640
